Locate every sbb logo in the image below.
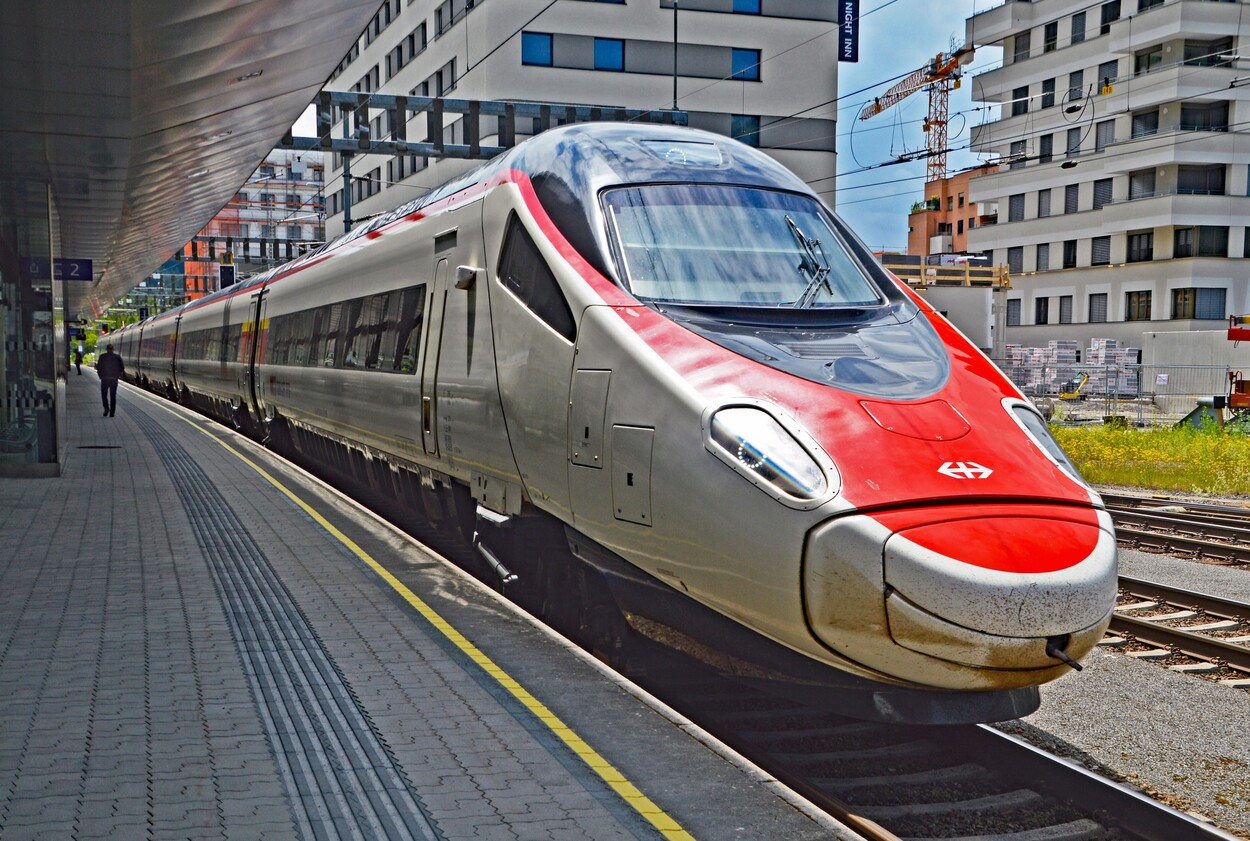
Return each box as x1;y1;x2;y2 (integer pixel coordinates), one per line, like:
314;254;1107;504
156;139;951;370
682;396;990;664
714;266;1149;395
938;461;993;479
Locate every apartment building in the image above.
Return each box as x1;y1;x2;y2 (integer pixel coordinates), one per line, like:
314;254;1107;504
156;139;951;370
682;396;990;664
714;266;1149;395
321;0;841;237
180;149;326;301
907;164;1001;257
965;0;1250;348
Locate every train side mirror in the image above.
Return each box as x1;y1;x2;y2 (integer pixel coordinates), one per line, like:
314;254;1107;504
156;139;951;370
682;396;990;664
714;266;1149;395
454;265;480;290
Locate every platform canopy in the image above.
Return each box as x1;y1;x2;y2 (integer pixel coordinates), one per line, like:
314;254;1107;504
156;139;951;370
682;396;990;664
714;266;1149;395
0;0;382;322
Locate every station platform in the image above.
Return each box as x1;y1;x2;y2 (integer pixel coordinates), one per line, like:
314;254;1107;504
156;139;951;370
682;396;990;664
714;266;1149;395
0;371;857;841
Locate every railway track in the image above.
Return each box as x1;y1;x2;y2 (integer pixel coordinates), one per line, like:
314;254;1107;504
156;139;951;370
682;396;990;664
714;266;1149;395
1104;492;1250;564
638;655;1236;841
1104;575;1250;689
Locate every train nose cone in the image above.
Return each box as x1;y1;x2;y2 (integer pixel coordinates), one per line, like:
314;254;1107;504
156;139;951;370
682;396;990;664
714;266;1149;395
803;505;1117;689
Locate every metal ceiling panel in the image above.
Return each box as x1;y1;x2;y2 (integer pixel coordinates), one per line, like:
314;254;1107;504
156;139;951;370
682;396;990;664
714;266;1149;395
0;0;382;321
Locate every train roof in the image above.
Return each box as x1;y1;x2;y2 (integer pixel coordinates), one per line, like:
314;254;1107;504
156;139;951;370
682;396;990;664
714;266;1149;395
136;123;829;324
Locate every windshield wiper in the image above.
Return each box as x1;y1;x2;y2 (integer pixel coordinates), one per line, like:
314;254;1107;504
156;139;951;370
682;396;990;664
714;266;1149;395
785;215;832;308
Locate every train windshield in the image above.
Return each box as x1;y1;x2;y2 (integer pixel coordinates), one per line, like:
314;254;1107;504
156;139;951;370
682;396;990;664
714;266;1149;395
603;185;883;308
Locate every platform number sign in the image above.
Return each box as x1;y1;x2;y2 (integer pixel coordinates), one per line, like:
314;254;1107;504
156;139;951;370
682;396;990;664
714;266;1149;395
22;257;94;281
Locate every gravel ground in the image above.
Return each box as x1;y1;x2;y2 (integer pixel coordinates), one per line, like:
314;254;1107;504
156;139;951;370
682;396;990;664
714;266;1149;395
996;544;1250;839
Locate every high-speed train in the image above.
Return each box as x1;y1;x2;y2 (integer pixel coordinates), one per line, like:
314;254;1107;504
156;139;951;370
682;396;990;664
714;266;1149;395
110;123;1116;723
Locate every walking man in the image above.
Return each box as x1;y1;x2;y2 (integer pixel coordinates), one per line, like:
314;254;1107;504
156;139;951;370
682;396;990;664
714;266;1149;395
96;343;124;417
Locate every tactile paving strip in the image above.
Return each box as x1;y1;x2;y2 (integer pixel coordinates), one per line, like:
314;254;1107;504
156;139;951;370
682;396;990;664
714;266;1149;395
131;410;442;841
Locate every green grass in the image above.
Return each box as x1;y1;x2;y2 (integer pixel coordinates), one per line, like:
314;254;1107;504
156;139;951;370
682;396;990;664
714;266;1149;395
1053;424;1247;496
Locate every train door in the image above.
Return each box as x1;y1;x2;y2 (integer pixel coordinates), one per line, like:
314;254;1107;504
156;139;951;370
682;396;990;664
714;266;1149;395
489;215;577;518
170;315;182;392
420;259;449;457
245;287;268;419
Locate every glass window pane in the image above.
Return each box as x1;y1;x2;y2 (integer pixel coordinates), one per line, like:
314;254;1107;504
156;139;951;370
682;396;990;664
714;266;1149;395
594;38;624;71
732;48;760;81
521;32;552;66
603;184;883;308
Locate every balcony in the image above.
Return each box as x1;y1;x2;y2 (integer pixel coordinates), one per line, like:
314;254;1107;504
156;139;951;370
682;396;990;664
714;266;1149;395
1107;0;1247;53
1100;191;1250;230
966;1;1041;47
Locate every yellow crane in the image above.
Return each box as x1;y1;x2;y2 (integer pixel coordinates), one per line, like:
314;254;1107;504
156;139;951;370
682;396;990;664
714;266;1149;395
858;46;975;182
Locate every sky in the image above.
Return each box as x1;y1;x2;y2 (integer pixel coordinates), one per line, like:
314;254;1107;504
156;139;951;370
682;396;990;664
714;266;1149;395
291;0;996;252
833;0;996;251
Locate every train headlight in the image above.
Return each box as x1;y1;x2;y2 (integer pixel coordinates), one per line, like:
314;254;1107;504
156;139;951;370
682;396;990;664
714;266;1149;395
705;404;837;507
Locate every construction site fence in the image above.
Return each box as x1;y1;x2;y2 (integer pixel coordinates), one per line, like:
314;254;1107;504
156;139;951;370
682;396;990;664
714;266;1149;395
988;361;1235;428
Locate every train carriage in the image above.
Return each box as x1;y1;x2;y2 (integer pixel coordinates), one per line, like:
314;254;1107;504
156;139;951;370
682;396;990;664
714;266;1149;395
110;123;1117;724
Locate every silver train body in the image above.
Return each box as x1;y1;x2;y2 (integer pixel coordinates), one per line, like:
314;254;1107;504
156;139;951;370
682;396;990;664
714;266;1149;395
112;124;1117;723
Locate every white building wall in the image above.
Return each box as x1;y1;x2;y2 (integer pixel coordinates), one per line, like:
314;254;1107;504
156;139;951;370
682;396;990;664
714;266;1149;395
964;0;1250;356
322;0;840;237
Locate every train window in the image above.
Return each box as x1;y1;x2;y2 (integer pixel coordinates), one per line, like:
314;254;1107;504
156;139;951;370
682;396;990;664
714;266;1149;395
307;308;328;366
321;303;344;366
497;217;576;342
603;185;882;309
389;286;425;373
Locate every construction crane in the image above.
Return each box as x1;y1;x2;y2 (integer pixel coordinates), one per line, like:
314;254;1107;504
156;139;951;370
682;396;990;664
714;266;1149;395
858;46;975;182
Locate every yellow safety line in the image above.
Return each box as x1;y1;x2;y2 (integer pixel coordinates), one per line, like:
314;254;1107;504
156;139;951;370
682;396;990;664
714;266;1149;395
151;400;696;841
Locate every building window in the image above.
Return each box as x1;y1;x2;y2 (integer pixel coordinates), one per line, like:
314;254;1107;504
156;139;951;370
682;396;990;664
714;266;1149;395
1010;139;1027;169
1172;288;1226;320
1131;110;1159;138
521;32;553;66
1089;292;1108;323
1006;299;1022;326
958;192;965;208
1008;193;1025;222
1066;127;1081;158
1091;235;1111;265
731;48;761;81
1008;246;1024;274
1035;296;1049;325
1071;11;1086;45
1135;45;1163;76
1059;295;1073;324
1184;38;1234;67
1199;226;1229;257
1100;1;1120;36
1039;133;1053;163
1181;102;1229;132
1013;30;1031;63
1177;165;1226;196
957;219;964;235
1063;240;1077;268
1041;78;1055;109
731;114;760;147
1128;231;1154;262
1095;120;1115;152
1093;178;1113;210
1138;0;1164;9
1037;243;1050;271
1126;290;1152;321
1245;227;1250;258
1129;169;1155;200
1011;86;1029;117
1065;183;1080;214
594;38;624;71
1174;227;1194;258
1098;59;1119;90
1175;226;1228;258
1038;188;1051;217
1044;21;1058;52
1068;69;1084;102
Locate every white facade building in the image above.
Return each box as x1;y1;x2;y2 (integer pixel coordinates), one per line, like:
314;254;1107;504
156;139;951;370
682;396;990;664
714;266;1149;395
965;0;1250;350
322;0;841;237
